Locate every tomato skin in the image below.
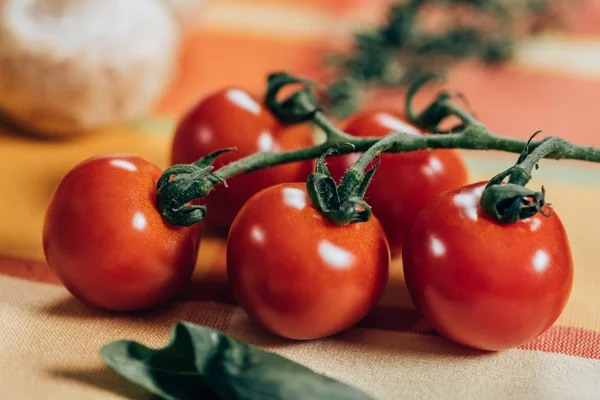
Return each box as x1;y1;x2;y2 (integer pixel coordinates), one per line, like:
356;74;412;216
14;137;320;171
402;182;573;351
227;183;390;340
327;111;468;257
43;154;201;311
171;88;313;234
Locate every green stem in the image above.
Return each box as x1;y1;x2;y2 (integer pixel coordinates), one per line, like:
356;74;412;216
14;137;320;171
312;111;358;144
211;128;600;184
508;136;565;185
350;133;401;172
156;73;600;226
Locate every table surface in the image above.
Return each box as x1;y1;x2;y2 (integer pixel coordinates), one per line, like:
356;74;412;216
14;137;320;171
2;1;600;399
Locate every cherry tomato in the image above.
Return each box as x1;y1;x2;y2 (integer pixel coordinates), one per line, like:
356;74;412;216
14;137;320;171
171;88;314;234
402;182;573;351
327;110;468;256
43;154;201;311
227;182;390;340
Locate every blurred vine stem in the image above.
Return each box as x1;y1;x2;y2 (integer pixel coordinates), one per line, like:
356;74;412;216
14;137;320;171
324;0;562;118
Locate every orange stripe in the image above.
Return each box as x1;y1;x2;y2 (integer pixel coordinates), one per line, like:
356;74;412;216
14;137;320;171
520;326;600;360
559;0;600;36
0;254;238;302
3;255;600;360
162;30;600;147
0;256;59;285
155;29;323;117
357;306;600;360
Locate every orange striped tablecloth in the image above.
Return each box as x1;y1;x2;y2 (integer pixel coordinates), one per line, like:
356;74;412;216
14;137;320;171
2;1;600;399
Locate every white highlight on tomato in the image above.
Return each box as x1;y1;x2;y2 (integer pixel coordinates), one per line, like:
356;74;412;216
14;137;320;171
282;187;306;210
318;240;354;268
196;126;212;144
519;216;542;232
376;113;420;135
250;226;265;244
110;159;137;172
533;250;550;272
528;218;542;232
226;89;260;115
430;235;446;257
132;212;147;231
421;156;443;176
257;131;274;151
453;185;485;221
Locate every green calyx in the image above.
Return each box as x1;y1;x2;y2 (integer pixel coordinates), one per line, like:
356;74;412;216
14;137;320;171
156;149;233;226
480;131;552;224
306;149;379;226
480;182;550;224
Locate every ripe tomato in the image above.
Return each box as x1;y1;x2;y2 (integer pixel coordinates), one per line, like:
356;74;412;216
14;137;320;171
402;182;573;351
171;88;314;234
327;110;468;256
43;154;201;311
227;182;390;340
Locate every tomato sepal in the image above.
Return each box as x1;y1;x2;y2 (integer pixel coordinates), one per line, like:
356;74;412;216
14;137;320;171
480;131;552;224
480;182;550;224
306;150;375;225
157;149;236;226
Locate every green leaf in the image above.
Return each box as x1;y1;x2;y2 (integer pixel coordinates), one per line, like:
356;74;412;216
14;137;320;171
101;322;373;400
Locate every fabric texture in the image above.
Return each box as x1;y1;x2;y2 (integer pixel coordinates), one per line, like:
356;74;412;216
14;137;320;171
2;0;600;398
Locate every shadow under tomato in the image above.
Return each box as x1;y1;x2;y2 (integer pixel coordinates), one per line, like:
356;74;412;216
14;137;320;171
226;312;314;349
39;296;101;319
335;326;493;358
227;303;491;357
39;295;189;320
357;306;434;334
379;258;418;309
352;260;494;357
175;278;237;304
47;366;155;400
179;236;237;304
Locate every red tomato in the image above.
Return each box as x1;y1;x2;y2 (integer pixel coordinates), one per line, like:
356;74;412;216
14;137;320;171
402;182;573;351
327;111;468;257
171;88;314;234
227;183;390;340
43;154;201;311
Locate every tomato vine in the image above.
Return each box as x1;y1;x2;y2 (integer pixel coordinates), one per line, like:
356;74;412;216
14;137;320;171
156;72;600;227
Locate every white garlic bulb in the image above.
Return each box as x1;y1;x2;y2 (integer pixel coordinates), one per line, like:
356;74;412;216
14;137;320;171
0;0;180;136
163;0;205;29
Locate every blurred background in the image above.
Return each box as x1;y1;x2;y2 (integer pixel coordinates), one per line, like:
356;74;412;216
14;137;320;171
3;3;600;399
1;0;600;261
